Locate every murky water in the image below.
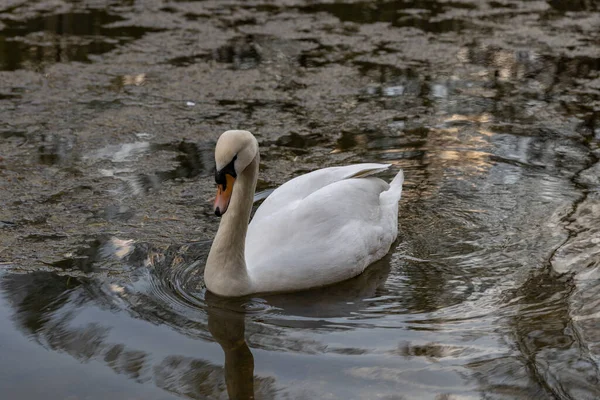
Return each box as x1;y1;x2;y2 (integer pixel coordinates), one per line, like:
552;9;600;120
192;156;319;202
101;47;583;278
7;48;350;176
1;1;600;399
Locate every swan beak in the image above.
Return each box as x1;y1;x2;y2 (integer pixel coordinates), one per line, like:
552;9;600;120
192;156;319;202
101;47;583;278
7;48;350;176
214;174;235;216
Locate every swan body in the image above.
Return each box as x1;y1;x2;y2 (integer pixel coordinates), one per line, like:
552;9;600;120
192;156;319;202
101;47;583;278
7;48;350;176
204;130;404;297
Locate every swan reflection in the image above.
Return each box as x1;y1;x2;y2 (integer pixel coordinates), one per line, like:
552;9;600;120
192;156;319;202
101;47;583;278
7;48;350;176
206;302;255;400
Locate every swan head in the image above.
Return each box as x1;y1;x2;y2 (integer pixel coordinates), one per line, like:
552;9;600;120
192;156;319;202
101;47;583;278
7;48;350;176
213;130;258;217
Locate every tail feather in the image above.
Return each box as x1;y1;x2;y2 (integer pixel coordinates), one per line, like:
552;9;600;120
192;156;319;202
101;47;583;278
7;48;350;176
381;169;404;204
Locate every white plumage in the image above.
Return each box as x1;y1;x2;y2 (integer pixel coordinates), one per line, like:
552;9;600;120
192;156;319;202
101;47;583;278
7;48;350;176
247;164;403;293
204;130;404;297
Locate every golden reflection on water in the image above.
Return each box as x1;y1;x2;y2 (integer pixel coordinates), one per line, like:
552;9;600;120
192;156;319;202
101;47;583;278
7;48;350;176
121;73;146;86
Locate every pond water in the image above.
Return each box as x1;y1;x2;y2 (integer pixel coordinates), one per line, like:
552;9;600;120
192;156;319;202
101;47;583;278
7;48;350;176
1;1;600;399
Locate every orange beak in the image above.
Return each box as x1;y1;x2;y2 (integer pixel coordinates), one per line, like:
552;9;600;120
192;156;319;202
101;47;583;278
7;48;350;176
214;175;235;216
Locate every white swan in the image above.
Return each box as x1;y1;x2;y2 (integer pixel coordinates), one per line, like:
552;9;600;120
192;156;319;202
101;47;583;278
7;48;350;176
204;130;404;297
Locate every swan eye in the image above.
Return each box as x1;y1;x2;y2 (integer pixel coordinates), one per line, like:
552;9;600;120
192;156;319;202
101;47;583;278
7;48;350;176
215;154;238;189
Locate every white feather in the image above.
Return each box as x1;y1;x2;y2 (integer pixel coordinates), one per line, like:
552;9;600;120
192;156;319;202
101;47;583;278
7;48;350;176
246;164;404;293
205;130;404;296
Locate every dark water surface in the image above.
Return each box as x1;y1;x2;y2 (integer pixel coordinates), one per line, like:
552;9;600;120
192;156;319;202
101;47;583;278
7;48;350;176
1;1;600;399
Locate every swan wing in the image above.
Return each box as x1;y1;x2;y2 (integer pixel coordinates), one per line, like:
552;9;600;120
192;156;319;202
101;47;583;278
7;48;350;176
246;169;404;293
251;163;391;222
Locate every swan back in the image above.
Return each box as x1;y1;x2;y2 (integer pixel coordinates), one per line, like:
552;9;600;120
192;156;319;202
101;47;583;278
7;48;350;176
252;163;392;222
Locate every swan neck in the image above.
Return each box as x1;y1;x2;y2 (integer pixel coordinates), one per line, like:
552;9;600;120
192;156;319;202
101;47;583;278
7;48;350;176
205;153;259;296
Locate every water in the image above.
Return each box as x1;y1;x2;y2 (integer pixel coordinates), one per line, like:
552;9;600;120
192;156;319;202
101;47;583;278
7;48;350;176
1;0;599;399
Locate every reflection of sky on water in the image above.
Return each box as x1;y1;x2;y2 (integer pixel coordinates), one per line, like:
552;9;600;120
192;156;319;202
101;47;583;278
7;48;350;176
90;141;205;196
